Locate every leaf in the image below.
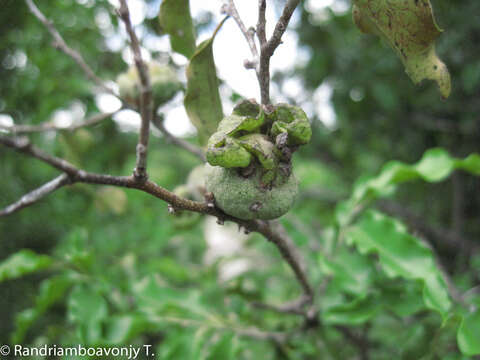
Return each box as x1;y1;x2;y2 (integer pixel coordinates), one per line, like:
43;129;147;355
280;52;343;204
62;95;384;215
323;295;379;325
206;333;235;360
12;275;73;343
68;285;108;344
104;315;149;344
134;275;206;320
238;134;279;171
353;0;451;98
345;210;451;316
184;20;226;145
457;310;480;356
319;248;375;296
159;0;196;58
336;148;480;226
0;249;52;282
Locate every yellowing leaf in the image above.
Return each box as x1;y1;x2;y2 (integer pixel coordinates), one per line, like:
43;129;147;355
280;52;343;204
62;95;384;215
353;0;451;98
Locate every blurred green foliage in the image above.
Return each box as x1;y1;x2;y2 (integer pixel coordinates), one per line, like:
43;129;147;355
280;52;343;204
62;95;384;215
1;0;480;359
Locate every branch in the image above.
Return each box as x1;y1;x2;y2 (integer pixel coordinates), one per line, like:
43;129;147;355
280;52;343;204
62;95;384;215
253;221;314;301
252;294;312;316
0;135;315;307
0;174;70;216
117;0;153;180
263;0;300;57
257;0;267;46
0;136;80;176
335;325;372;360
25;0;115;96
257;0;300;105
151;115;205;162
222;1;259;72
0;111;117;134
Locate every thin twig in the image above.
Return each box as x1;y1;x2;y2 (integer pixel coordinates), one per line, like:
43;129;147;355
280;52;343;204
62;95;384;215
263;0;300;57
0;136;80;176
252;295;312;316
117;0;153;180
0;111;117;134
25;0;115;96
257;0;267;46
335;325;372;360
0;174;71;216
0;135;315;307
151;115;205;161
257;0;300;105
258;221;314;301
222;1;259;72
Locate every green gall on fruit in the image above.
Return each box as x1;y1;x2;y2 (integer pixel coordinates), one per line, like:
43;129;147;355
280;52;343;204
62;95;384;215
116;61;182;107
271;103;312;146
205;164;298;220
204;100;312;220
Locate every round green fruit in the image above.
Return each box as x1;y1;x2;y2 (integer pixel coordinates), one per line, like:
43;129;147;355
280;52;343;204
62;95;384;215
205;164;298;220
117;61;181;107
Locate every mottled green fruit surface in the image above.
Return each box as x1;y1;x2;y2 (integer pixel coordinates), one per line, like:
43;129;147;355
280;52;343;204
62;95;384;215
205;164;298;220
117;61;181;107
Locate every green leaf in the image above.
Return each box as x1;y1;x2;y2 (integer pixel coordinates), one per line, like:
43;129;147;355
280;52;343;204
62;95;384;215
319;248;375;296
104;314;149;344
337;149;480;226
353;0;451;98
457;310;480;356
345;210;451;316
238;134;279;171
184;20;226;145
0;249;52;282
68;285;108;344
159;0;196;58
323;295;379;325
12;275;73;343
134;275;206;320
206;333;235;360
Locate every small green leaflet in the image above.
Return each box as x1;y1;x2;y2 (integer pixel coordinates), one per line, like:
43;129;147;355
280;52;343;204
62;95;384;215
336;148;480;226
68;285;108;344
353;0;451;98
457;310;480;355
159;0;196;58
12;275;72;343
323;295;379;325
184;19;226;145
345;210;452;317
104;315;150;345
0;249;52;282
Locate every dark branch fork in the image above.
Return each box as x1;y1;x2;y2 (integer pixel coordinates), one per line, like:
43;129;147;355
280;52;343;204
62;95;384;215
4;0;317;329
